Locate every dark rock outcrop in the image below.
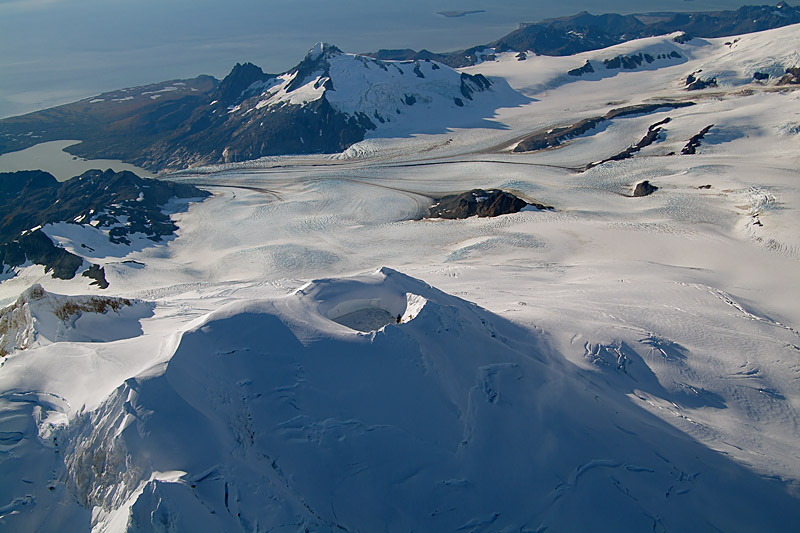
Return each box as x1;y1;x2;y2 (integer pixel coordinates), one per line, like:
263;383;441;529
632;180;658;197
213;62;274;107
568;61;595;76
604;54;644;70
0;230;84;280
515;116;606;152
602;51;681;70
427;189;547;219
673;33;693;44
82;264;109;289
777;66;800;85
586;118;671;169
515;102;694;153
686;74;718;90
682;125;714;155
0;169;208;243
0;169;208;286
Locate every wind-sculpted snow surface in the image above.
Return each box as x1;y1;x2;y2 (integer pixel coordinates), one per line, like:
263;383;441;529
41;269;798;531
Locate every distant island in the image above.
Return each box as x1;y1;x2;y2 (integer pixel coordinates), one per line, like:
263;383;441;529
437;10;486;18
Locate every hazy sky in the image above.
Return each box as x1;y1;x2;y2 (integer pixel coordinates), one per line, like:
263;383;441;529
0;0;758;117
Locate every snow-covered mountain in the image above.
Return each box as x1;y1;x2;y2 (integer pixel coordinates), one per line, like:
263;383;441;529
464;25;800;96
169;42;520;170
248;42;496;127
4;269;799;531
369;2;800;66
0;44;522;173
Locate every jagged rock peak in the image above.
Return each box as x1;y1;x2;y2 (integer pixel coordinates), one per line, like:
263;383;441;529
285;43;343;93
214;62;272;106
0;283;146;357
20;283;46;302
306;42;342;61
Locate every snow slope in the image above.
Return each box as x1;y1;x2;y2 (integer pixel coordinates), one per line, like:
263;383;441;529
1;24;799;532
13;268;800;532
465;24;800;95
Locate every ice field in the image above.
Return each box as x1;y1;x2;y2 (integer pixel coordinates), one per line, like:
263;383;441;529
1;26;799;531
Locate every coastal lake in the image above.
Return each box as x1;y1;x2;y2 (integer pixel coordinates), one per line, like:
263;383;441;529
0;140;153;181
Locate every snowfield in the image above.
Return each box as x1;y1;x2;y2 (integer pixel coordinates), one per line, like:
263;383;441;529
1;25;800;532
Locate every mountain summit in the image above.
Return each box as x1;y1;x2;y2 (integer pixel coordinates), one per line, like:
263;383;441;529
155;42;505;170
0;44;514;172
11;268;799;531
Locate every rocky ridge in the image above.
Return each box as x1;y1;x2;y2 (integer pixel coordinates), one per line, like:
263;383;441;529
368;3;800;67
514;102;695;153
427;189;550;219
0;45;498;173
0;170;208;286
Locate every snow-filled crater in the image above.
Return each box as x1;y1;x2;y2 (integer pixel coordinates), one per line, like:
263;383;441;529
296;268;428;332
327;292;427;332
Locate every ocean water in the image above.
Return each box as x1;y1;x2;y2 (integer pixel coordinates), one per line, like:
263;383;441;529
0;0;756;118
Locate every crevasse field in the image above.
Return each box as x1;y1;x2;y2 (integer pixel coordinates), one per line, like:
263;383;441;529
1;26;799;531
